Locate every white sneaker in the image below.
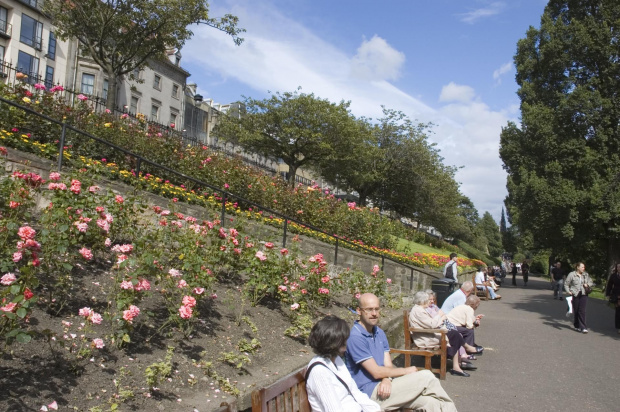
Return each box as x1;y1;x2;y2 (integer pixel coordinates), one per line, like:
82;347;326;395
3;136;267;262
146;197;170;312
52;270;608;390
574;327;581;332
582;329;588;334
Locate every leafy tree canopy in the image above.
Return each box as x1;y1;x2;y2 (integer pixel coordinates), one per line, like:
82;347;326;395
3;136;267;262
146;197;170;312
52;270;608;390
499;0;620;275
45;0;244;109
213;89;359;187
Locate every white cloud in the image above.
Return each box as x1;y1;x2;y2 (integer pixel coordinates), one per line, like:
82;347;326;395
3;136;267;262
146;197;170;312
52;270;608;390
439;82;476;103
459;2;506;24
350;35;406;82
493;62;513;85
183;1;515;220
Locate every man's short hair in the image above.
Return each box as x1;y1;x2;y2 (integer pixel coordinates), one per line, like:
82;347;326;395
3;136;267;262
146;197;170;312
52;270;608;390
413;291;429;306
308;315;350;358
461;281;474;292
449;253;457;259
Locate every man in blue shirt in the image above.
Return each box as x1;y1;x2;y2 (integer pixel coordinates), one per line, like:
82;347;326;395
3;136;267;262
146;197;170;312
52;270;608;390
345;293;457;411
441;281;474;315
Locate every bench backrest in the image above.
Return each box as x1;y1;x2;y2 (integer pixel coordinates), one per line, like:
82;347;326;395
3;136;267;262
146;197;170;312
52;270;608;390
251;367;310;412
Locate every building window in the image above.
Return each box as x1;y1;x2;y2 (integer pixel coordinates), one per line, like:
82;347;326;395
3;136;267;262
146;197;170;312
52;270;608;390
44;65;54;88
20;14;43;50
102;79;109;101
172;84;179;99
0;7;8;37
80;73;95;95
151;104;159;121
17;50;39;82
47;32;56;60
132;68;141;80
153;74;161;90
0;45;5;66
130;96;139;113
170;112;178;127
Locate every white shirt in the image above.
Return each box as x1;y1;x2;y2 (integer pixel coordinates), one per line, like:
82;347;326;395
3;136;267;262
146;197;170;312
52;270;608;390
306;355;380;412
474;271;486;286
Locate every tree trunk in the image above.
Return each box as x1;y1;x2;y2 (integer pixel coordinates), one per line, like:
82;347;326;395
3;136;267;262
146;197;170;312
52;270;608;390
287;163;298;188
106;73;118;111
607;237;620;276
357;190;367;207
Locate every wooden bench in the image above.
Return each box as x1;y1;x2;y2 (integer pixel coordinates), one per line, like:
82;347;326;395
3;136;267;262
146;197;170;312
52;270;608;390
473;274;490;301
395;310;447;380
251;361;417;411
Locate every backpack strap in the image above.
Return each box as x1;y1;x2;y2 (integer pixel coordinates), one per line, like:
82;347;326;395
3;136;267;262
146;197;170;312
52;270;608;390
305;361;354;398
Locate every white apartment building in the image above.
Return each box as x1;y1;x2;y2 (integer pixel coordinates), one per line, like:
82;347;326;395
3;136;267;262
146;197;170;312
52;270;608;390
0;0;70;87
68;46;189;130
0;1;189;131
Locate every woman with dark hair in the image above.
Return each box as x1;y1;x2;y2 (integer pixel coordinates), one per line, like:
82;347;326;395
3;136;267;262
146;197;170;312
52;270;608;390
306;315;380;412
564;262;593;333
605;263;620;334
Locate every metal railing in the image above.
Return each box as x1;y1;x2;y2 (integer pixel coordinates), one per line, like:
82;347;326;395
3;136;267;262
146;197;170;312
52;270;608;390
0;95;426;282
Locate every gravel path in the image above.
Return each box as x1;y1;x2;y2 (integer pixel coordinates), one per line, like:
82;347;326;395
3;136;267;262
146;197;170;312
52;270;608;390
441;276;620;412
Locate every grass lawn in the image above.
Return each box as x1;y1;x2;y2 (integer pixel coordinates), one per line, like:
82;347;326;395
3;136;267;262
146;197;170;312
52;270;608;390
393;236;451;255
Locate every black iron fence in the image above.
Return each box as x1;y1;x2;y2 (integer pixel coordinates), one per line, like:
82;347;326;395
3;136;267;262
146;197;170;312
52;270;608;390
0;59;284;176
0;95;426;282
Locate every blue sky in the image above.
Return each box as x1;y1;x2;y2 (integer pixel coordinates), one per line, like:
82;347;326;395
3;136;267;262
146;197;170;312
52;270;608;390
182;0;548;223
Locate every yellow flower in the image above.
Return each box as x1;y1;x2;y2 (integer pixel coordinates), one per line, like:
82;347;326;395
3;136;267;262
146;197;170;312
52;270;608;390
104;123;112;128
22;97;31;103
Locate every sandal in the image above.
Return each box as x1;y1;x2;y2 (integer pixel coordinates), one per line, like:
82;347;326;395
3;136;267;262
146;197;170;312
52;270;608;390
467;355;477;361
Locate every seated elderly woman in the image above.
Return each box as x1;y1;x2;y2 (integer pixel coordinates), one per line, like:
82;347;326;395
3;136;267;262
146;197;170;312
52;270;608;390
425;290;474;362
447;295;485;351
409;291;481;377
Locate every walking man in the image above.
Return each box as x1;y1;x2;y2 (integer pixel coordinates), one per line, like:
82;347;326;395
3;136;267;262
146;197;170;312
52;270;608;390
551;261;564;300
511;263;518;286
443;253;458;282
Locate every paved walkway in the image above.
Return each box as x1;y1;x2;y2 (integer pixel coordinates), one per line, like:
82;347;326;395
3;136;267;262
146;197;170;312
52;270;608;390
441;276;619;412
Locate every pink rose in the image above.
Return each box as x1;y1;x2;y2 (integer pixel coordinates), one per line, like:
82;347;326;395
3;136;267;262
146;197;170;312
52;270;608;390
193;287;205;295
92;338;105;349
49;172;61;181
280;248;289;255
120;280;134;290
18;226;36;240
177;279;188;288
265;242;274;249
90;312;103;324
169;268;181;277
79;307;92;317
115;195;124;204
1;273;17;285
1;302;17;312
13;251;23;262
290;303;300;311
255;251;267;261
79;247;93;260
179;305;193;319
182;295;196;307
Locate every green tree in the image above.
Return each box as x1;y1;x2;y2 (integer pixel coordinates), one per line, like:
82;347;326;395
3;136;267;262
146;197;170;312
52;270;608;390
45;0;244;110
478;212;502;257
317;118;384;206
499;0;620;276
214;90;359;187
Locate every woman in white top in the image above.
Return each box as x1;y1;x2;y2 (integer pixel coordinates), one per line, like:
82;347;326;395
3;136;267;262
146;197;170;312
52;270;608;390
306;315;380;412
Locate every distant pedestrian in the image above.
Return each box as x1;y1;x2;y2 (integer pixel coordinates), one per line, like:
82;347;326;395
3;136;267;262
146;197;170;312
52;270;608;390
550;261;564;300
511;263;518;286
443;253;458;282
605;263;620;334
564;262;593;333
521;261;529;286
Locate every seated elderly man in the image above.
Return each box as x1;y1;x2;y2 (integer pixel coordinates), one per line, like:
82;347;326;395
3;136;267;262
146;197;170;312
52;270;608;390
409;291;482;377
474;267;501;300
446;295;485;353
441;281;474;315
